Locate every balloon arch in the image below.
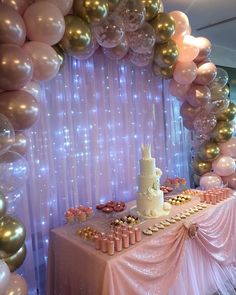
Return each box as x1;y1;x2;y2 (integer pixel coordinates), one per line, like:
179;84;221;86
0;0;236;292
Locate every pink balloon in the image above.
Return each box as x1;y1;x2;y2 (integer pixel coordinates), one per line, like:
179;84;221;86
180;101;201;120
35;0;73;15
23;41;60;81
169;79;190;101
21;81;41;100
186;84;211;107
1;0;31;15
173;61;197;85
4;273;28;295
194;37;212;63
222;172;236;189
0;44;33;90
103;38;128;60
212;155;236;177
194;62;217;85
200;172;222;190
0;3;26;46
176;35;199;62
23;1;65;46
219;137;236;158
169;10;189;35
183;119;194;130
193;112;217;135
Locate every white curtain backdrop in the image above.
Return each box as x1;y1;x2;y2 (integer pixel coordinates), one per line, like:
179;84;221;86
13;50;191;294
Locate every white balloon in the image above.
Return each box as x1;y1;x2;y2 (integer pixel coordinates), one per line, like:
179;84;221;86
0;260;10;295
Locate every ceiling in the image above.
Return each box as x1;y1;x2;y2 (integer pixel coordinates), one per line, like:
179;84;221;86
164;0;236;51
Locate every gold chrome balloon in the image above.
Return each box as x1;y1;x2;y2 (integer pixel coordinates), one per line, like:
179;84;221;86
210;121;234;143
217;102;236;122
151;13;175;43
74;0;109;24
0;191;6;219
154;39;178;67
192;157;212;176
152;63;174;79
4;243;27;272
0;215;26;258
60;16;92;58
52;44;65;70
198;141;220;162
142;0;162;21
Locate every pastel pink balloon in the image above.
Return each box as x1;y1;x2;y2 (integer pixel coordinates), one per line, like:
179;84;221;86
222;172;236;189
173;61;197;85
200;172;222;190
35;0;73;15
23;1;65;46
212;155;236;177
194;37;212;63
1;0;31;15
169;79;190;101
0;3;26;46
180;101;201;120
0;44;33;90
194;62;217;85
23;41;60;81
4;273;28;295
21;81;41;100
219;137;236;158
176;35;199;62
168;11;189;35
186;84;211;107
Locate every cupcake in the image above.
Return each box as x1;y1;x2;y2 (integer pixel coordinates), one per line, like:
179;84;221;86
65;211;75;224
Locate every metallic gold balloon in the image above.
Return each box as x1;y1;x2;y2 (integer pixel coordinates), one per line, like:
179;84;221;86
210;121;234;143
192;157;212;176
60;15;92;58
4;243;27;272
74;0;109;24
52;44;65;70
151;13;175;43
141;0;162;21
0;215;26;258
152;63;174;79
217;102;236;122
0;191;6;219
198;141;220;162
154;39;178;67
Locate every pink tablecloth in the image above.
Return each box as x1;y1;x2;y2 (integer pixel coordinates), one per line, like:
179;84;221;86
47;195;236;295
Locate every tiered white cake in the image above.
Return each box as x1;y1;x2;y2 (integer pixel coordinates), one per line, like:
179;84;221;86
136;144;171;218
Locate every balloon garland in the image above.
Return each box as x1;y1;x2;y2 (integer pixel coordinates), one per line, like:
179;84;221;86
0;0;236;291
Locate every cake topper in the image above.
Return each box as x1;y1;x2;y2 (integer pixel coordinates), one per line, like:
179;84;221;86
141;144;151;159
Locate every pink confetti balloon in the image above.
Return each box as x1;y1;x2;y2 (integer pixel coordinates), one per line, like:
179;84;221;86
194;62;217;85
200;172;222;190
103;38;128;60
173;61;197;85
212;155;236;177
93;15;125;48
222;172;236;189
127;22;155;54
176;35;199;62
186;84;211;107
169;80;190;101
23;1;65;46
194;37;212;63
129;49;154;67
193;112;217;135
219;137;236;158
0;44;33;90
0;3;26;46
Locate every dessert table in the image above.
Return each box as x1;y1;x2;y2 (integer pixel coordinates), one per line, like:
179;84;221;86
47;194;236;295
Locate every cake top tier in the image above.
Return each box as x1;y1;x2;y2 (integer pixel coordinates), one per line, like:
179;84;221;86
141;144;152;159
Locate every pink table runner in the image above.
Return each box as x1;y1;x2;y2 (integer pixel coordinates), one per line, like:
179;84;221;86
47;195;236;295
